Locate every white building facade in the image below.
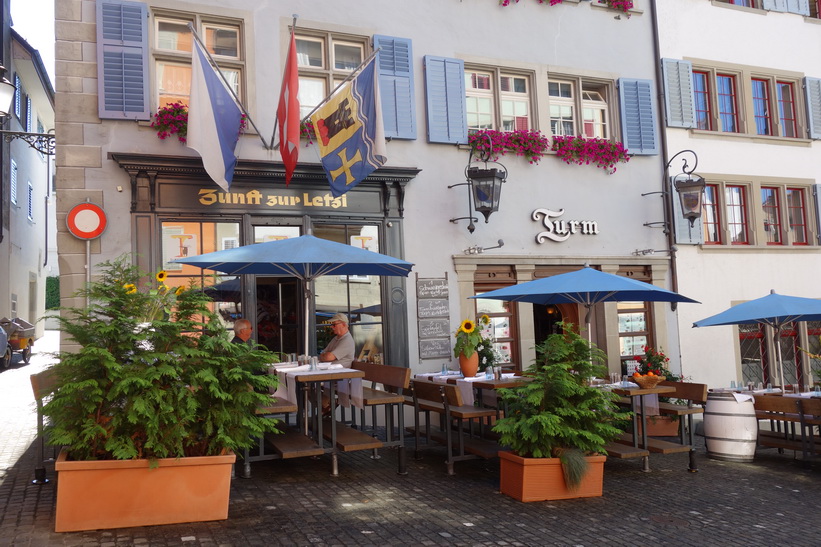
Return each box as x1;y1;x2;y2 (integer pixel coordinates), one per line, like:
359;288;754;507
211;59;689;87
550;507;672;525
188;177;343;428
55;0;727;380
656;0;821;390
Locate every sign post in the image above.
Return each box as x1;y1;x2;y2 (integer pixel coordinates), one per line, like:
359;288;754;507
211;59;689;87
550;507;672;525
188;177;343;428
67;202;107;307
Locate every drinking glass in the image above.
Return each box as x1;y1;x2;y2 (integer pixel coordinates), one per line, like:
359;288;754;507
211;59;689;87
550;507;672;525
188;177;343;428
766;382;773;392
730;380;736;390
814;385;821;396
757;382;764;391
441;363;448;376
622;375;629;387
610;372;620;385
485;368;493;380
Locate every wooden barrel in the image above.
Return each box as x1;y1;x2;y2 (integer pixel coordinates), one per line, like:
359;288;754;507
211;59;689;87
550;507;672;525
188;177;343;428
703;391;758;462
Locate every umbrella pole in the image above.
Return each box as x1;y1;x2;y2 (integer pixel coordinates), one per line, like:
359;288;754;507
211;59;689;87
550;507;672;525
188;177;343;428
774;325;786;390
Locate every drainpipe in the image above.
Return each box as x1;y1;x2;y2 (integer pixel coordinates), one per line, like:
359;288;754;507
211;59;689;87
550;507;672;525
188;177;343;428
648;0;679;307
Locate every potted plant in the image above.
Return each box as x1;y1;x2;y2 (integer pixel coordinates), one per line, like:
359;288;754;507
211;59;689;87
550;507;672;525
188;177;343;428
632;345;682;436
493;323;630;502
44;257;280;532
453;315;491;377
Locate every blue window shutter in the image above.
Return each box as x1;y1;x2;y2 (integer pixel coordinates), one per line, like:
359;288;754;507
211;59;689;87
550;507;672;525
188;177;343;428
374;35;416;140
13;74;21;119
424;55;467;144
618;78;658;155
787;0;810;15
662;59;695;129
96;0;150;120
805;77;821;140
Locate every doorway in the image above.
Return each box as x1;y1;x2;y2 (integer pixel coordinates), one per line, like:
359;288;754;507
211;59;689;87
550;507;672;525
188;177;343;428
254;277;300;355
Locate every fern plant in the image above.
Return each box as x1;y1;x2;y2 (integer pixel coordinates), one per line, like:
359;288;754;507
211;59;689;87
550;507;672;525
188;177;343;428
493;322;631;488
44;256;281;463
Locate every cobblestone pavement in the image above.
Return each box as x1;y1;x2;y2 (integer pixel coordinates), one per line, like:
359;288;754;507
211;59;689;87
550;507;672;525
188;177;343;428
2;333;820;546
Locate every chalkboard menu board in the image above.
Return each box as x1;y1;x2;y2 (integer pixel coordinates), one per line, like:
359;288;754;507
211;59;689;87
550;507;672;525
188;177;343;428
416;276;451;359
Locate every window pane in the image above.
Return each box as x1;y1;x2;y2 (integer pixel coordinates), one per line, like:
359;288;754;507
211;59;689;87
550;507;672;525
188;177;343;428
761;187;781;244
777;82;797;138
157;61;192;107
205;25;239;58
786;188;808;245
751;79;771;136
334;43;362;71
702;185;722;244
726;186;749;244
693;71;711;130
296;38;323;68
298;77;326;117
717;74;738;133
157;20;192;52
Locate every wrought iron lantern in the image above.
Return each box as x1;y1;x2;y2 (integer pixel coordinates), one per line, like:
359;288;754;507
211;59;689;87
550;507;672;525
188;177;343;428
450;135;507;233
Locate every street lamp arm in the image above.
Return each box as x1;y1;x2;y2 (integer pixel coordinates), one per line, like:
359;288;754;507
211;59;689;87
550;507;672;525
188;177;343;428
664;149;698;175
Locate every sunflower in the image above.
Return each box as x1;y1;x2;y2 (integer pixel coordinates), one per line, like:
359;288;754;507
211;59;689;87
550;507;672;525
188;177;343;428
175;286;185;296
159;284;170;293
480;314;490;325
123;283;137;294
460;319;475;334
155;270;168;283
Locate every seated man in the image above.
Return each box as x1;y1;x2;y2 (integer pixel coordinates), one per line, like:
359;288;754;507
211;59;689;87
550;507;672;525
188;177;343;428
319;313;354;368
232;318;253;345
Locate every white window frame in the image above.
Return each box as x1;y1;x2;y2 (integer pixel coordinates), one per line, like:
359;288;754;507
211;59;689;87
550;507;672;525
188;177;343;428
151;11;245;109
465;66;534;132
295;30;369;118
27;182;34;221
547;75;615;139
10;159;17;205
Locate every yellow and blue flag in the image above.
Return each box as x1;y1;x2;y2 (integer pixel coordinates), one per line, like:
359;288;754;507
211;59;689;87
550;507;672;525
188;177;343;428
310;57;386;197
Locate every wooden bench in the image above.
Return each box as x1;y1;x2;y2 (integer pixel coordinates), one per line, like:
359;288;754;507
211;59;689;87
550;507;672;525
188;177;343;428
350;361;411;472
755;395;821;460
239;395;307;478
615;380;707;471
409;378;500;475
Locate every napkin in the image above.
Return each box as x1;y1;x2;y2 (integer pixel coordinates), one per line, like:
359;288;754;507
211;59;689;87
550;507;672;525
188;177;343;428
455;379;476;406
336;377;364;409
633;393;660;416
732;392;754;403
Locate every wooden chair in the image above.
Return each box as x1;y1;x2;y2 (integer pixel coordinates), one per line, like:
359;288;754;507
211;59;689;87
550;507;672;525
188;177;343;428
30;369;58;484
754;395;804;456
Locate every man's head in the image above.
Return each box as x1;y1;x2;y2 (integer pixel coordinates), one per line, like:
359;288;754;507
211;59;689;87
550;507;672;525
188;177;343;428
234;318;252;342
329;313;349;336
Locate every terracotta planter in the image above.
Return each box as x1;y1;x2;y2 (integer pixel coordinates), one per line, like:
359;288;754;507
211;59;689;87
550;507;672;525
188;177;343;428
55;449;235;532
458;352;479;377
636;415;680;437
499;451;605;502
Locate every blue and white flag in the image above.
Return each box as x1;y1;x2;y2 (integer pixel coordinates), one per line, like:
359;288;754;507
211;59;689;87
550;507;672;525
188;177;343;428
310;57;386;197
187;39;244;192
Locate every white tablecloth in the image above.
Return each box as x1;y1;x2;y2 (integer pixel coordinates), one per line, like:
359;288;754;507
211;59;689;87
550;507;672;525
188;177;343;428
270;363;362;409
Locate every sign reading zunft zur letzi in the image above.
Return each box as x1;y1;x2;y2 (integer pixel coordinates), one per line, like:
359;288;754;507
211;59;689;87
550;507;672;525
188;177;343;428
416;275;451;360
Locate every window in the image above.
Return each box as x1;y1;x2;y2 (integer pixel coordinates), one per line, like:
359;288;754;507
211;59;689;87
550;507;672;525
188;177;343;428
464;68;532;132
474;292;516;370
10;159;17;205
295;31;368;118
692;71;712;130
548;77;611;139
665;60;809;140
701;181;815;247
726;185;749;244
716;74;739;133
25;96;32;132
153;13;244;108
13;74;21;120
751;78;771;136
27;182;34;221
776;81;797;138
618;301;653;374
786;188;808;245
761;187;782;245
703;184;722;244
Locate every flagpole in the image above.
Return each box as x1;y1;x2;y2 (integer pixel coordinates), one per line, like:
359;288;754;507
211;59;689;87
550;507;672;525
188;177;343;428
187;23;272;150
298;48;381;127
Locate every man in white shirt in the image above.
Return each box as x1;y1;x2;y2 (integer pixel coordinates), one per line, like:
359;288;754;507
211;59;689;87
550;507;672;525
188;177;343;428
320;313;354;368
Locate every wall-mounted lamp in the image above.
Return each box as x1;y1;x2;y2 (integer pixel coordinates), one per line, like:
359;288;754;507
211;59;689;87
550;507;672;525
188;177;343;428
449;134;507;233
463;239;504;255
667;150;705;228
0;65;56;155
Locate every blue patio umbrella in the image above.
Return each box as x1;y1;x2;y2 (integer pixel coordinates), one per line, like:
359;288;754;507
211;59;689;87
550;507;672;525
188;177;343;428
173;234;414;352
694;290;821;389
471;265;699;342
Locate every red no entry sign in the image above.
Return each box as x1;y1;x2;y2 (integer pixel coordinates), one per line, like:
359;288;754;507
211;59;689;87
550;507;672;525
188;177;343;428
67;203;107;240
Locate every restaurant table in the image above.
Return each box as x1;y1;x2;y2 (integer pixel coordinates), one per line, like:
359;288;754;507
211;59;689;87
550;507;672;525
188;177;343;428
283;366;366;476
612;384;675;472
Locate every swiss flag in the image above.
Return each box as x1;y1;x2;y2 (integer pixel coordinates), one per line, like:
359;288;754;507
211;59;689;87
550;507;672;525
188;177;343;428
276;30;300;184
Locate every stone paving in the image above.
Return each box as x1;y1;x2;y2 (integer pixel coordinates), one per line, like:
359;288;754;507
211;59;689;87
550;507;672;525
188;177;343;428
1;333;821;546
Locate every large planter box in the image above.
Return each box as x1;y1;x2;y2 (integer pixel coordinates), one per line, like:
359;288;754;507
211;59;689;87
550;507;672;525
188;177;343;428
55;450;235;532
499;451;605;502
636;415;680;437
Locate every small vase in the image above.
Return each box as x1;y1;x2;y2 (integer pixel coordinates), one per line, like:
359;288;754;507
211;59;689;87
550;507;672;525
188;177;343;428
458;352;479;377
